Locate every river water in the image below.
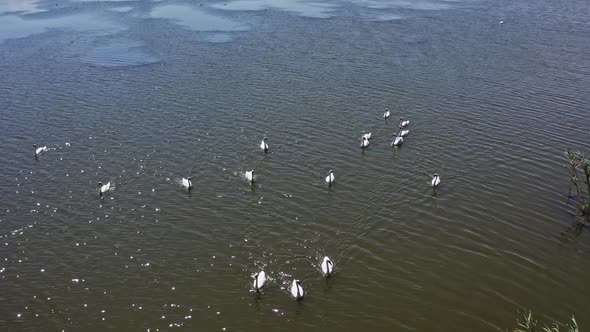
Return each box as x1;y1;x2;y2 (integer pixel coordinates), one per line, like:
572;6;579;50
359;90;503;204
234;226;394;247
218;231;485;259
1;0;589;330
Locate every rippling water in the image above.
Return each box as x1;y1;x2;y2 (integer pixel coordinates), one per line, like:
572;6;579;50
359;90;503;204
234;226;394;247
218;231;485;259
1;0;589;330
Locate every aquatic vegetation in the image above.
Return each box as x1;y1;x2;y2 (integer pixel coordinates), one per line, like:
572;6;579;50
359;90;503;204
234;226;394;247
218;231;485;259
565;149;590;219
513;311;578;332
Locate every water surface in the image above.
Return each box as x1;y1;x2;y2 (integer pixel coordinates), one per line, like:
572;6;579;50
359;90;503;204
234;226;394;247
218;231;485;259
1;0;589;331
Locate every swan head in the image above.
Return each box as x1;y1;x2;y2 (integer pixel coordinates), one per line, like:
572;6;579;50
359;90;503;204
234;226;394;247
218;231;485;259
263;137;267;141
323;256;333;275
329;170;333;174
98;182;102;186
33;144;37;148
433;173;438;177
253;272;260;286
188;177;192;181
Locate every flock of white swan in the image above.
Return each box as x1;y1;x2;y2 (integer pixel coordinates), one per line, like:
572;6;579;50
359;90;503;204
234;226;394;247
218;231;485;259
32;108;441;301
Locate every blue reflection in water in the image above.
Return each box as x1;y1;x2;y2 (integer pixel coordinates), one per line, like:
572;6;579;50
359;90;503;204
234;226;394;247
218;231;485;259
151;4;249;32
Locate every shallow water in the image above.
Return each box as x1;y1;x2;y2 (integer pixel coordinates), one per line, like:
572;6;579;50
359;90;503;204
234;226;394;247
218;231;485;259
1;0;589;330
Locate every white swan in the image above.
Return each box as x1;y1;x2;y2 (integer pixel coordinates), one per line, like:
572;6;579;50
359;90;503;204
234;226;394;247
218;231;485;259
431;173;441;187
291;279;304;300
362;131;372;140
321;256;334;277
260;137;268;153
399;129;409;137
392;135;403;146
33;144;47;157
98;182;111;196
360;136;370;148
245;170;254;184
383;109;390;119
253;271;267;291
182;177;192;190
325;170;335;185
399;118;410;128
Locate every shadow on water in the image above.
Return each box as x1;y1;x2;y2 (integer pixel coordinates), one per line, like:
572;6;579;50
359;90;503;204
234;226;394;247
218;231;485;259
253;290;265;311
320;275;336;293
559;222;585;246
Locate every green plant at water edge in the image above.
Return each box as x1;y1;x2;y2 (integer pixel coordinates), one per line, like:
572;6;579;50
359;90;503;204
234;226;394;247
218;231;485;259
514;311;536;332
565;149;590;216
513;311;579;332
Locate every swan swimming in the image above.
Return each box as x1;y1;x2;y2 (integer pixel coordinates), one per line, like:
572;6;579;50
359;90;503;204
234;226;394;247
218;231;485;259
392;135;403;146
321;256;334;277
245;170;254;185
383;109;390;119
360;136;370;148
399;118;410;128
182;177;192;190
253;271;267;291
291;279;304;300
260;137;269;153
98;182;111;196
325;170;335;185
399;129;409;137
431;173;441;187
33;144;47;157
362;131;372;140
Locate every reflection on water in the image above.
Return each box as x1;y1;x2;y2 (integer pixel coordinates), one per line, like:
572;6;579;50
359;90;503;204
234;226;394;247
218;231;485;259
203;33;234;43
75;0;133;2
362;12;404;21
0;14;122;43
81;39;160;67
211;0;338;19
151;4;248;31
0;0;43;15
347;0;453;10
108;6;134;12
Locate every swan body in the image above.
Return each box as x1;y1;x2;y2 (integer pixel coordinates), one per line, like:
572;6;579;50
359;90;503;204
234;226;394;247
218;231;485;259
245;170;254;184
33;144;47;156
431;173;441;187
98;182;111;196
260;137;268;153
325;170;335;185
321;256;334;277
399;118;410;128
360;136;370;148
253;271;267;291
400;129;409;137
362;131;372;140
291;279;304;300
392;136;403;146
182;177;192;190
383;109;390;119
